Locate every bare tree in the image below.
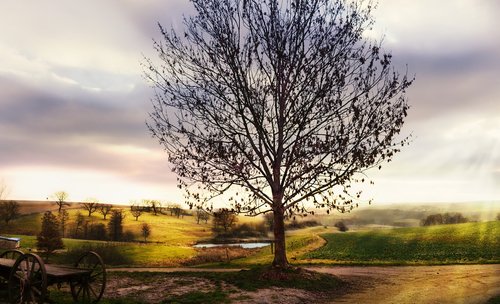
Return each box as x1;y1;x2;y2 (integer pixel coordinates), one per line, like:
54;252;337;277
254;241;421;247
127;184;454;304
99;204;113;220
0;179;8;200
195;208;210;224
145;199;161;216
52;191;70;213
81;198;99;217
169;203;183;218
58;209;70;237
0;200;20;225
146;0;412;268
141;223;151;242
130;204;143;221
212;209;238;235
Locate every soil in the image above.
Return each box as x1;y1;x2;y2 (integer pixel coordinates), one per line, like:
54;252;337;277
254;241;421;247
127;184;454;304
103;264;500;303
311;264;500;304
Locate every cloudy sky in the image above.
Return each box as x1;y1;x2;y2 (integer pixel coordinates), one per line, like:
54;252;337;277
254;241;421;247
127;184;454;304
0;0;499;205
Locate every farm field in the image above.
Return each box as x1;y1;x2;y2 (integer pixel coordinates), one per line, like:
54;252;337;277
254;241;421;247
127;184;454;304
303;221;500;265
1;200;499;267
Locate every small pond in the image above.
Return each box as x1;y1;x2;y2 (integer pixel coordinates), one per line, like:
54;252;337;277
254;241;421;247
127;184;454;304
193;242;271;249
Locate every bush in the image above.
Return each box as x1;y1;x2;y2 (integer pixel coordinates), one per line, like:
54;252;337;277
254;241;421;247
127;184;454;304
229;223;268;238
285;219;321;230
122;230;136;242
334;221;348;232
87;223;107;241
61;244;133;266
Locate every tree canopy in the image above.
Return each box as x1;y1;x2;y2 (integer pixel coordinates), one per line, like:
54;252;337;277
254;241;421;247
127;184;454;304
146;0;412;267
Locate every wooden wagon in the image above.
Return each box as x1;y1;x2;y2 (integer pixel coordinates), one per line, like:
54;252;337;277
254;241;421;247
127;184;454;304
0;250;106;303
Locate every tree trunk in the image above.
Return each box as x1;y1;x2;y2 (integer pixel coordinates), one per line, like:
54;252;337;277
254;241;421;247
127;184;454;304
272;206;288;268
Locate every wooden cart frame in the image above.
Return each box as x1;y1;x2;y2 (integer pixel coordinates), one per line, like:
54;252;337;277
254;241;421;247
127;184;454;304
0;249;106;303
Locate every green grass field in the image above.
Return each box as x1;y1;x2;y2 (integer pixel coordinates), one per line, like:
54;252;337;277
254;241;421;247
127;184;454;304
303;221;500;264
1;206;213;266
2;202;499;267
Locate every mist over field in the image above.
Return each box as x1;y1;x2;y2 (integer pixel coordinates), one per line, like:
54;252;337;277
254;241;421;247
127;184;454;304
316;201;500;227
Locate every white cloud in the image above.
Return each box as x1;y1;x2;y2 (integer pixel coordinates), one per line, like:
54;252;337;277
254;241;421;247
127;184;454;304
372;0;499;54
0;0;499;204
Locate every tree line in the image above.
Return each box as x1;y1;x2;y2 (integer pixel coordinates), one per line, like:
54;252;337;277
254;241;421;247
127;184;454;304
421;213;469;226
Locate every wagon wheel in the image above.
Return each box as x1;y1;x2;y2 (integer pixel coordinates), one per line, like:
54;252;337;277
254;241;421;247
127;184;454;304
8;253;47;304
0;250;24;285
0;249;24;260
70;251;106;303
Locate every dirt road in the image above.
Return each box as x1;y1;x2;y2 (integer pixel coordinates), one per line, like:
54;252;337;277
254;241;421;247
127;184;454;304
3;265;494;303
309;264;500;304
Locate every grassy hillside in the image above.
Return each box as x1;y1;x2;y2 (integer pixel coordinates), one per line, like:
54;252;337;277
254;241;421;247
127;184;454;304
0;202;213;266
2;201;498;267
303;221;500;264
1;206;212;245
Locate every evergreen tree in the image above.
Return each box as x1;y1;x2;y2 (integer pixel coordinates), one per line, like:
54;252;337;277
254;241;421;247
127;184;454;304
37;211;64;255
108;210;125;241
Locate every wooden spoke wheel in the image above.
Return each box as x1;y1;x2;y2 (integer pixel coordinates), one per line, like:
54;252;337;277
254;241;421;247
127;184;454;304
0;250;24;286
0;249;24;260
70;251;106;303
8;253;47;304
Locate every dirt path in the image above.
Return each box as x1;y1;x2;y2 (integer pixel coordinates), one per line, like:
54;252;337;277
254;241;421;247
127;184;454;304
309;264;500;304
3;265;493;303
109;267;244;273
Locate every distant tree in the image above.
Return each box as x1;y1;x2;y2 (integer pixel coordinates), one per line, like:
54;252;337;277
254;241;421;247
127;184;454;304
0;179;8;200
170;204;182;218
334;221;349;232
88;223;107;241
0;200;20;225
195;208;210;224
263;213;275;232
212;209;238;235
442;213;468;224
141;223;151;242
82;219;90;239
422;214;443;226
130;204;143;221
81;198;99;217
145;0;412;268
108;210;125;241
149;200;162;216
497;213;500;221
422;213;467;226
72;212;85;238
58;209;70;237
52;191;70;213
99;204;113;220
37;211;64;255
